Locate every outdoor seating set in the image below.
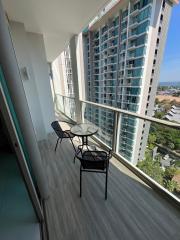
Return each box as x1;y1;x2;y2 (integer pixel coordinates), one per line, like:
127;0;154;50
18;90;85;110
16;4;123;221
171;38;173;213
51;121;112;200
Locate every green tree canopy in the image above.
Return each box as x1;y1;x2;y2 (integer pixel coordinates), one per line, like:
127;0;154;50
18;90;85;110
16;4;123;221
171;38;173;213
137;151;164;185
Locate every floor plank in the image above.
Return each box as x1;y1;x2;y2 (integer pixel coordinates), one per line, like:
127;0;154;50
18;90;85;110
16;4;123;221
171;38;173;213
39;133;180;240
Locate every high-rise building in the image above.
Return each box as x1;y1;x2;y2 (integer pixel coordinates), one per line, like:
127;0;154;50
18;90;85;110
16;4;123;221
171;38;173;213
82;0;174;164
52;45;76;119
52;45;74;97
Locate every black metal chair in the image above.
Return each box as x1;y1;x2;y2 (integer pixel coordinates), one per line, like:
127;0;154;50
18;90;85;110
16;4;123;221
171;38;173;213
76;149;112;200
51;121;76;152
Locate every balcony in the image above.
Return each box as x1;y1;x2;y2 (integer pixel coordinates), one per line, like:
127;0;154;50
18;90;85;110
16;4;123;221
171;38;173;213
1;0;180;239
40;107;180;239
130;8;140;16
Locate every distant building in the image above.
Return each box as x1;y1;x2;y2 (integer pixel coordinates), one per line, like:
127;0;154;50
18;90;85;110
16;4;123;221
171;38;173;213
82;0;175;164
164;105;180;123
52;45;74;97
160;154;171;168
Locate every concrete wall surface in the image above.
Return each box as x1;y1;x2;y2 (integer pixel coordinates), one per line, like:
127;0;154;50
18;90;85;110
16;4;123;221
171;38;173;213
10;21;55;140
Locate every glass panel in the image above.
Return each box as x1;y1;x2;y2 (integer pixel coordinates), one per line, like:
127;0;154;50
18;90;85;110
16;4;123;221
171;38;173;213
117;112;180;198
137;122;180;198
117;113;140;161
55;94;65;113
82;103;114;148
64;97;76;121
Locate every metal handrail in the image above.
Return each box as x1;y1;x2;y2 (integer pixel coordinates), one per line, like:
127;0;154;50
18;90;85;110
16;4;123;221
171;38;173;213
56;94;180;207
56;93;75;99
80;99;180;129
57;94;180;129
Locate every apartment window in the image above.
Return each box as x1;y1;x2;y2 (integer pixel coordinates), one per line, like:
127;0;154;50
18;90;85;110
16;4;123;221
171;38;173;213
134;58;144;67
146;103;149;108
160;14;163;21
148;87;151;93
152;69;154;74
136;35;147;46
156;38;159;45
136;20;150;35
141;0;152;8
137;6;152;22
147;95;150;101
122;9;128;19
134;46;145;57
155;49;158;56
153;59;156;65
158;26;161;34
162;0;166;9
150;78;153;85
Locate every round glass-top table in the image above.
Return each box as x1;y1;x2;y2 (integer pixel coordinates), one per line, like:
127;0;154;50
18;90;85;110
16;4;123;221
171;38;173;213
71;123;98;159
71;123;98;137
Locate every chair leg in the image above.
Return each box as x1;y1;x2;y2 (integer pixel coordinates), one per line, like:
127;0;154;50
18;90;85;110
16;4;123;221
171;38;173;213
105;169;108;200
55;138;62;152
55;138;59;152
70;138;76;152
80;166;82;198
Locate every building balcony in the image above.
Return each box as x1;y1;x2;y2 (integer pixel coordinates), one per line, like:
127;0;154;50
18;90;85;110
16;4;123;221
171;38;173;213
130;8;140;16
38;121;180;240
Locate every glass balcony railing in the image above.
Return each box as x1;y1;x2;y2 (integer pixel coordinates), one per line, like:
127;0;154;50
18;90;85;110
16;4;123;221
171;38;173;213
56;95;180;203
55;94;76;121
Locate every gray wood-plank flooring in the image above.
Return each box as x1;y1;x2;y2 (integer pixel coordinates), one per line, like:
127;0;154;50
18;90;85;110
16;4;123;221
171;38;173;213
39;133;180;240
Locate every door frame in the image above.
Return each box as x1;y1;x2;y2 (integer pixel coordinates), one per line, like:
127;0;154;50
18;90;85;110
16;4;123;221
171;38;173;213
0;79;44;222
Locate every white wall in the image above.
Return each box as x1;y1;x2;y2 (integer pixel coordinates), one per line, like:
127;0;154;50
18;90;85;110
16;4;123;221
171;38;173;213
27;32;55;134
9;21;55;140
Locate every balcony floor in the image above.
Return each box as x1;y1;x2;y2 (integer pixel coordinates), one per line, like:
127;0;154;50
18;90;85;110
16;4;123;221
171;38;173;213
39;132;180;240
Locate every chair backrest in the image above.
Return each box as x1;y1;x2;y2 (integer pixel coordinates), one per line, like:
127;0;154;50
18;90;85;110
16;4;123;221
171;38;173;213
51;121;63;138
80;150;109;170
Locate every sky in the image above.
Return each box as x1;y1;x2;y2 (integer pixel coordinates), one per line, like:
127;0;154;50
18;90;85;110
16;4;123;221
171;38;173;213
159;3;180;83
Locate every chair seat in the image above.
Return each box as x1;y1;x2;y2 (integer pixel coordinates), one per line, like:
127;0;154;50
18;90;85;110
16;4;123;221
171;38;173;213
81;151;108;170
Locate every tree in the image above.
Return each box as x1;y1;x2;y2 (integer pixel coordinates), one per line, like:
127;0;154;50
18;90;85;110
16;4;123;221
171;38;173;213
164;167;177;180
149;123;180;152
154;111;165;119
148;133;156;150
163;103;171;112
167;142;175;150
163;180;178;193
155;98;160;105
137;152;164;185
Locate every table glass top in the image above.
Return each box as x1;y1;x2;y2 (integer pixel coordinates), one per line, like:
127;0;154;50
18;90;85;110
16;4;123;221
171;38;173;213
71;123;98;136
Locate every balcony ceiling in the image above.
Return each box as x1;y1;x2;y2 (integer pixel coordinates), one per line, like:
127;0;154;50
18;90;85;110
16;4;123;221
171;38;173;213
2;0;109;62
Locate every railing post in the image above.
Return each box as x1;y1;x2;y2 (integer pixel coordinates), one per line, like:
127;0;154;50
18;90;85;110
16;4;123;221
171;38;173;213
112;111;119;152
